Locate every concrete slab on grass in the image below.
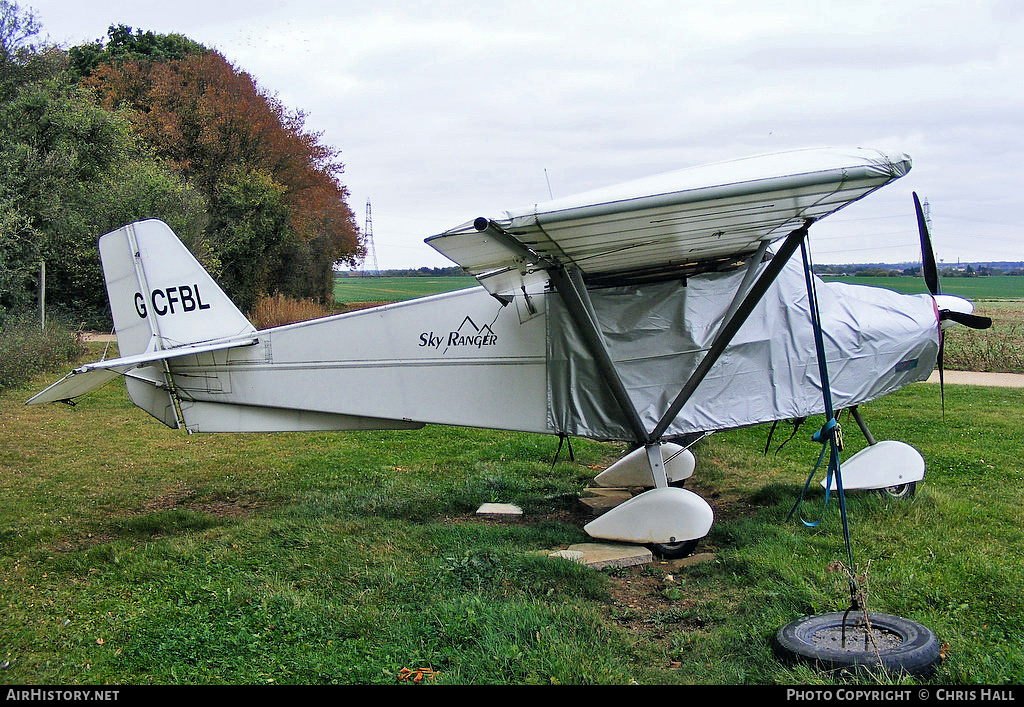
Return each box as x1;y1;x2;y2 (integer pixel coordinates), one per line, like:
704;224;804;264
557;542;654;569
476;502;523;516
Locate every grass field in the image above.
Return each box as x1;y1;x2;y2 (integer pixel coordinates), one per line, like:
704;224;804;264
333;275;477;308
819;275;1024;300
940;300;1024;373
2;321;1024;684
336;274;1024;305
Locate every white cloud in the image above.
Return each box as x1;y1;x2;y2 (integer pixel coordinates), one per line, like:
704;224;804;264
24;0;1024;269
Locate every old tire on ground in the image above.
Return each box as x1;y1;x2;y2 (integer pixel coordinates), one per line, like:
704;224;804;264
774;611;940;677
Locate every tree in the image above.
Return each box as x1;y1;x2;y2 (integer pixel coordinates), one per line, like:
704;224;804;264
208;166;290;312
0;73;135;322
0;199;38;320
93;157;214;274
0;46;212;326
84;45;361;306
0;19;362;325
0;1;58;100
68;24;204;79
0;0;39;65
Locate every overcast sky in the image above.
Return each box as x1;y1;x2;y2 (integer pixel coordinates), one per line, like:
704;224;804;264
25;0;1024;271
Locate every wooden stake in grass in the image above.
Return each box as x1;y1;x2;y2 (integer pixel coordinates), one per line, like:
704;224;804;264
828;559;880;652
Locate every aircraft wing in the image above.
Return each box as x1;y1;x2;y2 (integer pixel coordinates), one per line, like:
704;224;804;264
426;147;911;292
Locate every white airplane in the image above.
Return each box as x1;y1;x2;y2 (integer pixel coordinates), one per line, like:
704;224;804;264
28;146;989;557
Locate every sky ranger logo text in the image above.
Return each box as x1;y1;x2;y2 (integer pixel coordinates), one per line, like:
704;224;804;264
419;316;498;354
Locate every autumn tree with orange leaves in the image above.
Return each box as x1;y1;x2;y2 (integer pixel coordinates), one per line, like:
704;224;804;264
81;27;362;312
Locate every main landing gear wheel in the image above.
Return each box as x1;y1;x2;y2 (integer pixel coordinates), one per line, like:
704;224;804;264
650;539;699;559
878;481;917;500
774;611;941;677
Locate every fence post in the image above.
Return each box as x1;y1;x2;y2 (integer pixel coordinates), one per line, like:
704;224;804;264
39;261;45;330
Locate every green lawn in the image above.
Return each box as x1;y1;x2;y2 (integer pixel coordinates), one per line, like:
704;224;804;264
2;343;1023;685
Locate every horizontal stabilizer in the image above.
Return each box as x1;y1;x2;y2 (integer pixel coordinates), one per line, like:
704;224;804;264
25;368;122;406
26;336;258;406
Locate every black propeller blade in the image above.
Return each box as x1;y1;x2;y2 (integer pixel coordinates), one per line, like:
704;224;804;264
914;192;940;296
940;310;993;329
913;191;994;416
914;191;994;330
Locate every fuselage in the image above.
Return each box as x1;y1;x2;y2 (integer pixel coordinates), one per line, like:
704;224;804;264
165;256;939;441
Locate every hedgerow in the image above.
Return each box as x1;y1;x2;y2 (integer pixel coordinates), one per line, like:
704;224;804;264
0;313;85;394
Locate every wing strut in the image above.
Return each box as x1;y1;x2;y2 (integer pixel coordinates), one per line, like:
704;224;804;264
475;217;652;444
478;215;815;453
547;265;649;445
546;219;814;453
718;239;771;332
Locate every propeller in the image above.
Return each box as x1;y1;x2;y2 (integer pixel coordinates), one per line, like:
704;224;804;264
913;192;992;330
939;308;993;330
913;192;992;414
915;192;940;296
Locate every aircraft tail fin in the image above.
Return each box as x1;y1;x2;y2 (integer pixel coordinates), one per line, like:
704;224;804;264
27;220;258;427
100;219;256;356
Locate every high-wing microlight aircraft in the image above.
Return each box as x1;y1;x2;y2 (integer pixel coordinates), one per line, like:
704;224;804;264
28;147;990;557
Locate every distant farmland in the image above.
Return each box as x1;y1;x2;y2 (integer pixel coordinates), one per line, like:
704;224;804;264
819;274;1023;299
333;275;477;305
335;273;1024;306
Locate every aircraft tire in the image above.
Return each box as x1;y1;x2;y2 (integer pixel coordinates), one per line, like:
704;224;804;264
650;539;699;559
773;611;940;677
878;481;917;500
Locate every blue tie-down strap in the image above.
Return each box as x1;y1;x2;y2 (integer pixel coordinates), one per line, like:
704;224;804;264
788;418;844;527
811;416;837;444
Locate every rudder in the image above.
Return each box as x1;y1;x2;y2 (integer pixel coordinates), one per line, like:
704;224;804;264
100;220;256;357
99;220;257;428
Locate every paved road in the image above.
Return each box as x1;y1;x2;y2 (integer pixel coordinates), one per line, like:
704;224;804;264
925;370;1024;388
